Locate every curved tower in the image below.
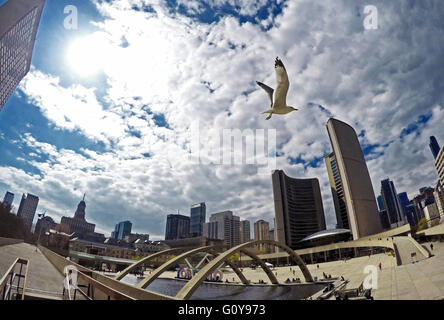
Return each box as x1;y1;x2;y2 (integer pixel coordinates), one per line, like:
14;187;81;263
272;170;326;249
326;118;382;239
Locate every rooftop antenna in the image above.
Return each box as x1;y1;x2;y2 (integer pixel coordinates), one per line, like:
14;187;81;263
83;193;86;201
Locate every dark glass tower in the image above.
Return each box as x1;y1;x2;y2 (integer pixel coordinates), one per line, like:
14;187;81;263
397;192;411;220
17;193;39;232
2;191;14;209
112;221;132;240
190;202;206;237
430;136;441;159
377;195;385;211
380;179;403;227
165;214;190;240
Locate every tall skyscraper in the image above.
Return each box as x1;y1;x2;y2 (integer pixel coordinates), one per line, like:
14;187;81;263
326;118;382;239
272;170;326;249
435;143;444;188
16;193;39;232
60;196;96;236
325;152;349;229
379;210;390;230
404;204;419;226
380;179;404;228
239;220;250;243
203;211;240;247
35;215;56;236
377;195;385;211
112;220;132;240
430;136;441;160
433;181;444;219
165;214;190;240
2;191;14;208
0;0;46;111
397;192;411;220
254;219;270;252
190;202;206;237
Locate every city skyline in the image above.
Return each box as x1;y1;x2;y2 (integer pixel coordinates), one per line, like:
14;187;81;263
1;0;444;239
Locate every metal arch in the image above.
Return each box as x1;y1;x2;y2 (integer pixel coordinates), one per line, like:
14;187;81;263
224;260;249;284
265;240;314;282
115;248;187;281
204;249;249;285
239;248;278;284
136;246;221;289
175;240;313;300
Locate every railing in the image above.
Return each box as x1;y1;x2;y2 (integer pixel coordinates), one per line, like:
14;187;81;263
63;270;135;300
39;245;174;300
0;258;29;300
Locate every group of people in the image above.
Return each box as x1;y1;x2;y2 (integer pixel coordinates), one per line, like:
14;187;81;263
323;272;332;279
257;279;267;284
285;278;301;284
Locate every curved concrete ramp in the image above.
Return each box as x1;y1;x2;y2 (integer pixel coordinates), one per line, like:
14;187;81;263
393;237;431;265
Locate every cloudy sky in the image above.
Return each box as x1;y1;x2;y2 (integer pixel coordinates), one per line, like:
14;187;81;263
0;0;443;239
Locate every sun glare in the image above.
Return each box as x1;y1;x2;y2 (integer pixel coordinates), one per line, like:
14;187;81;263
67;34;109;77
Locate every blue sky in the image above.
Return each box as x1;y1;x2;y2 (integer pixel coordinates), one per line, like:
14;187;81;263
0;0;443;239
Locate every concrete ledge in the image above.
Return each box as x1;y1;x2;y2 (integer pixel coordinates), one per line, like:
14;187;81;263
405;236;431;258
416;223;444;237
38;245;176;300
0;237;24;247
242;238;395;262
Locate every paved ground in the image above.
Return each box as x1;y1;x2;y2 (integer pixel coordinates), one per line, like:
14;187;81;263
0;243;65;299
138;240;444;300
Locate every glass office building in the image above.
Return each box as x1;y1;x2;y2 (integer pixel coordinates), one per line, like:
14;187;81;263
190;202;206;237
0;0;46;111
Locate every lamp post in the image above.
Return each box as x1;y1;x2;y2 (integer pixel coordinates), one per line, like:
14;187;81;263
35;211;46;252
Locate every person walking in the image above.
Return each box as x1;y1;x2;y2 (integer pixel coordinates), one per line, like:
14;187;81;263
430;243;434;251
378;262;382;270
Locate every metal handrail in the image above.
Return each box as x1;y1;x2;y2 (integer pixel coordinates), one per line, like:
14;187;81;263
0;258;29;300
64;270;135;300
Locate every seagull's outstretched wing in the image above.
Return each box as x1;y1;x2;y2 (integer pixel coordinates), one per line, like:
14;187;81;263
274;57;289;108
256;81;274;105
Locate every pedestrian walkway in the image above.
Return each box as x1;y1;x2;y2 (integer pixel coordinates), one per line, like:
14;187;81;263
216;241;444;299
0;242;65;299
393;237;430;265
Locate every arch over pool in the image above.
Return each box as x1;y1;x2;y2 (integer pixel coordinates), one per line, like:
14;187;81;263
173;240;313;300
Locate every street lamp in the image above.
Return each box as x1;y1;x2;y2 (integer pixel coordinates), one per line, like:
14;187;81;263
35;211;46;252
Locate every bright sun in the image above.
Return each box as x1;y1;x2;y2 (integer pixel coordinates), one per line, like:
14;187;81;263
66;34;109;77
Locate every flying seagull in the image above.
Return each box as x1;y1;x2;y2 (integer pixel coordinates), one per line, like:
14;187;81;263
256;57;297;120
